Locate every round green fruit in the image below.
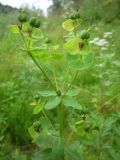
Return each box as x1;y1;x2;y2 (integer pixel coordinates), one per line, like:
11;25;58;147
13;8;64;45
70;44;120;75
80;30;90;40
29;17;36;26
18;14;27;23
34;19;40;28
29;17;40;28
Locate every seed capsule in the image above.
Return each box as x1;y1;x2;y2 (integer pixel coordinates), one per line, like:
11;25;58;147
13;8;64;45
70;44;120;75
29;17;40;28
75;13;80;19
18;14;27;23
80;30;90;40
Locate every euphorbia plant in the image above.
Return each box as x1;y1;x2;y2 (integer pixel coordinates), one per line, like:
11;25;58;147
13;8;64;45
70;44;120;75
10;11;93;160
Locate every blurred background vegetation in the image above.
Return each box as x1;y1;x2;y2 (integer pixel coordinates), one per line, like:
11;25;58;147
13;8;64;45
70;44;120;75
0;0;120;159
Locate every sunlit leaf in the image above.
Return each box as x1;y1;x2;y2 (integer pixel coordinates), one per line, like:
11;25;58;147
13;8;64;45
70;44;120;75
62;19;74;32
33;104;43;115
9;25;20;34
64;38;80;55
62;19;80;32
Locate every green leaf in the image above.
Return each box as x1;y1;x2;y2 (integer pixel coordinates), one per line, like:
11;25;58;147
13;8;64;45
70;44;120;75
62;19;74;32
35;134;55;148
33;104;43;115
38;90;57;97
28;125;39;139
65;148;81;160
66;51;94;70
64;38;80;55
31;148;52;160
33;28;43;38
66;88;80;96
52;45;60;50
52;138;64;160
9;25;20;34
62;19;80;32
45;97;61;110
62;96;82;110
29;47;47;54
51;53;64;60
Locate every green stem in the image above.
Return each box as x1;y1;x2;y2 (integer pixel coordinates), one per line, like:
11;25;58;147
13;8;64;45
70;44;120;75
28;52;57;93
62;66;70;92
58;103;64;138
65;70;79;94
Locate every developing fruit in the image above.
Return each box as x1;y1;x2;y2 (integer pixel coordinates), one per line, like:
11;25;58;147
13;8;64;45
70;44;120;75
18;14;27;23
80;30;90;40
29;17;40;28
75;13;80;19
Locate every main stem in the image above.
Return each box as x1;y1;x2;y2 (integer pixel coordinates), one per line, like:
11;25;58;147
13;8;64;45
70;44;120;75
58;103;64;138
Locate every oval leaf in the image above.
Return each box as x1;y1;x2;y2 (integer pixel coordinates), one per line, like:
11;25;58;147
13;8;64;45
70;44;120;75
66;88;80;96
38;90;57;97
45;97;61;110
62;19;74;32
9;25;20;34
62;96;82;110
64;38;80;55
33;104;43;115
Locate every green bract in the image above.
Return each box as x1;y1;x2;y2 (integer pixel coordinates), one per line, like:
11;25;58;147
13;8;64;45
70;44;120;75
64;38;81;55
62;19;80;32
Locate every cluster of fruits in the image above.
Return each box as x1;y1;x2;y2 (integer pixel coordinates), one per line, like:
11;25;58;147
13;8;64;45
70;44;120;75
18;13;40;28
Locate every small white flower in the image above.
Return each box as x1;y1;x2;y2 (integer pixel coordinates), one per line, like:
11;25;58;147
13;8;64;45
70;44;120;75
103;32;113;38
90;38;109;47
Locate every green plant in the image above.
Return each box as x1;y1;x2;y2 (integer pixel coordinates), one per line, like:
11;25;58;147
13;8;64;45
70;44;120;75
10;13;93;160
